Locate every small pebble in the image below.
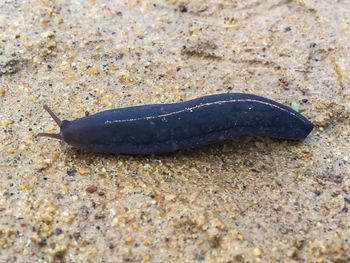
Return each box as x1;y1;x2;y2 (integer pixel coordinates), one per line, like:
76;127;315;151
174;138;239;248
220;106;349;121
79;167;90;176
0;86;9;97
253;247;262;256
87;65;102;75
40;31;55;38
67;168;77;176
179;4;188;13
344;196;350;204
86;185;97;193
53;228;63;235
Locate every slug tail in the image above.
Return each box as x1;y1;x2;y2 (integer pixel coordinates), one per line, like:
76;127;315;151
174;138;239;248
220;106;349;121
43;105;62;126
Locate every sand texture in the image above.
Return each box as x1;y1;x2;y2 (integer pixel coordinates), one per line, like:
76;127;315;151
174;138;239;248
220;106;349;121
0;0;349;262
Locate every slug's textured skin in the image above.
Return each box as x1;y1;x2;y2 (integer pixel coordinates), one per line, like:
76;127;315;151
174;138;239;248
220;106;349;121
53;93;313;154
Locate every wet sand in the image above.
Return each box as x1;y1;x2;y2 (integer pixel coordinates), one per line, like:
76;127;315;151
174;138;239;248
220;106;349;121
0;0;349;262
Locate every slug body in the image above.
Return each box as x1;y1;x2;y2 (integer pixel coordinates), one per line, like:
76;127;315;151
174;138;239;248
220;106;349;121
39;93;313;154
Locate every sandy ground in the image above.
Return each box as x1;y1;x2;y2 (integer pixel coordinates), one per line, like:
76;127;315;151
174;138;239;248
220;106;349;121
1;0;350;262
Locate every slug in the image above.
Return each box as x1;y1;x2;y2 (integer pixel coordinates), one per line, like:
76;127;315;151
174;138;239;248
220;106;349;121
38;93;313;154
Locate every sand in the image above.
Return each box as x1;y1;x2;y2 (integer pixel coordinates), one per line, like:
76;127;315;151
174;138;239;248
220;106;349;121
0;0;349;262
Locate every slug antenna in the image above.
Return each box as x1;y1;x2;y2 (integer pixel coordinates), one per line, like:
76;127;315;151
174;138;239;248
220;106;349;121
37;105;63;140
37;132;61;140
43;104;62;126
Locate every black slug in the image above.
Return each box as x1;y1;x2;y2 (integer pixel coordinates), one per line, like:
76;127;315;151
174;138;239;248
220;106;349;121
38;93;313;154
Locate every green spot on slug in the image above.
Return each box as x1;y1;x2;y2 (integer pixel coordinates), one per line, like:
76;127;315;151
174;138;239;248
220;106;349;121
290;101;299;112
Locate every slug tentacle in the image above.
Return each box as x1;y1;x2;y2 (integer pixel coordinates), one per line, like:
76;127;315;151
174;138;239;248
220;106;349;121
43;104;62;126
37;105;63;140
